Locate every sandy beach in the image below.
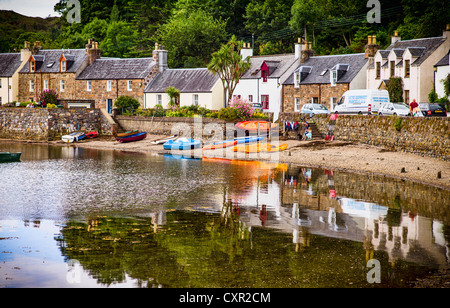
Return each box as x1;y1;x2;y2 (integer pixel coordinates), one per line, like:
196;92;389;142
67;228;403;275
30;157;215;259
57;134;450;191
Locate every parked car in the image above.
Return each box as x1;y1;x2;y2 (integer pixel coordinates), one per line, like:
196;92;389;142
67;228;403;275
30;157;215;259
378;103;411;116
300;103;331;115
417;103;447;117
252;103;263;112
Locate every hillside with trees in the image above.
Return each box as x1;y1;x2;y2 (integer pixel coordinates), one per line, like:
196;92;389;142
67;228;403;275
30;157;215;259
1;0;449;68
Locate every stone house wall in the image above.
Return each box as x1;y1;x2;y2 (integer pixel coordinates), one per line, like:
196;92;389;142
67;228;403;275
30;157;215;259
283;83;349;112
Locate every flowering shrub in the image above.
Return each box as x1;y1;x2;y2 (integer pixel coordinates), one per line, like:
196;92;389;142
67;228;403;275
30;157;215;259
39;89;58;108
228;96;254;120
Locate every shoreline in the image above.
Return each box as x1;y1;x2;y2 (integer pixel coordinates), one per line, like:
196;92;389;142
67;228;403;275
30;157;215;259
3;134;449;191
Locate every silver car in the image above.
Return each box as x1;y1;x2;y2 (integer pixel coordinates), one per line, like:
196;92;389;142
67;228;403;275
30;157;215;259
300;103;331;115
378;103;411;116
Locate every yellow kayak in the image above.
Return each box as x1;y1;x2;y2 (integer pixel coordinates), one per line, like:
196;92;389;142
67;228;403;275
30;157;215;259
233;143;288;153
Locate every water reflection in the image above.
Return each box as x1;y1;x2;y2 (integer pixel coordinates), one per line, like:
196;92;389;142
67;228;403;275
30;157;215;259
0;143;449;287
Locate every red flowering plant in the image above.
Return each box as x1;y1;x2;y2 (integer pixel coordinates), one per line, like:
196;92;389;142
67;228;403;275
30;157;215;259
39;89;58;108
229;96;254;120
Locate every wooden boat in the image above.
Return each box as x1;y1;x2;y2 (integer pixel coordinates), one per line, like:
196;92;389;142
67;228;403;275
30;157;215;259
202;140;237;151
117;132;147;143
151;135;178;145
235;121;279;132
62;132;86;143
0;152;21;163
163;137;201;150
116;130;139;138
85;131;99;139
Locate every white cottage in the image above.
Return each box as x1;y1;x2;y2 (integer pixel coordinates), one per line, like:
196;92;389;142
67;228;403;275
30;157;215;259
367;27;450;104
434;52;450;99
144;68;223;111
233;43;303;120
0;49;30;104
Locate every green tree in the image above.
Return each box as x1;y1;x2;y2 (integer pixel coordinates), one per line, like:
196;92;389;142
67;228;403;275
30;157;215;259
289;0;322;44
207;36;251;108
387;77;404;103
114;95;141;113
101;21;137;58
155;9;228;68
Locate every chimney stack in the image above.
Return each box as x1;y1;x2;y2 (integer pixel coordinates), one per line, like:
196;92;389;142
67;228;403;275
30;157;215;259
31;41;42;55
365;35;379;59
240;42;253;59
153;42;168;73
443;24;450;39
391;31;401;44
86;39;101;65
300;41;314;63
21;41;32;61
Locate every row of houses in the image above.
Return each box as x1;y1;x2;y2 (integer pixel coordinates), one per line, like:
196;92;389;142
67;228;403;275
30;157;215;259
1;26;449;118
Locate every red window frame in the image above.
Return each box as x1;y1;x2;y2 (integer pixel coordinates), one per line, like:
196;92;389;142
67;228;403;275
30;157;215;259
261;95;269;110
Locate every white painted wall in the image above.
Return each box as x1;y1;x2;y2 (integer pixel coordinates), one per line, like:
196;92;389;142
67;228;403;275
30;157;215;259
435;62;450;99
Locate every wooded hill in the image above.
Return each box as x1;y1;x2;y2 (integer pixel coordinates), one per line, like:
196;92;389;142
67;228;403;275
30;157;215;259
1;0;449;68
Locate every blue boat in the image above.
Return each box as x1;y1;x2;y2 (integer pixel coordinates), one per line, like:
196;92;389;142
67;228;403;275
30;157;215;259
163;138;202;150
215;136;265;145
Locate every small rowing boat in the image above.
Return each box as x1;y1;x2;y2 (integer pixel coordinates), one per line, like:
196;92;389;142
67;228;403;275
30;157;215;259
117;132;147;143
202;140;237;151
235;121;279;132
163;138;202;151
0;152;21;163
62;132;86;143
85;131;99;139
116;130;139;138
151;135;178;145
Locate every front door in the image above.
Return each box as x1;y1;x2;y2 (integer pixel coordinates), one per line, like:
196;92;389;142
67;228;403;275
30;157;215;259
107;99;113;114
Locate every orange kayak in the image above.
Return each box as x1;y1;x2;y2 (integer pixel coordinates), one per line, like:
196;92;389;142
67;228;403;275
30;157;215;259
203;140;237;151
264;143;288;152
235;121;279;132
233;143;288;153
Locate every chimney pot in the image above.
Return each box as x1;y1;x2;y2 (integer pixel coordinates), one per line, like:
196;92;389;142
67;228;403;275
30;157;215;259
446;24;450;31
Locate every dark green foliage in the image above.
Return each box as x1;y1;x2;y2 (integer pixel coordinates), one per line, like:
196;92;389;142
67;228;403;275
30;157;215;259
114;96;140;113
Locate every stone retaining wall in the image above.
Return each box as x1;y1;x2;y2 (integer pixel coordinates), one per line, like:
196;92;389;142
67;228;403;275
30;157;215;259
310;114;449;160
0;108;113;141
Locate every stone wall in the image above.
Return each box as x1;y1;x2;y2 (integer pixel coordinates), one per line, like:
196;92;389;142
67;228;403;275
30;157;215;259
0;108;113;141
312;114;450;160
115;116;232;140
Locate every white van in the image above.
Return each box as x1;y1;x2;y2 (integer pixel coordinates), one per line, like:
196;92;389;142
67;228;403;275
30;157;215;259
333;90;390;115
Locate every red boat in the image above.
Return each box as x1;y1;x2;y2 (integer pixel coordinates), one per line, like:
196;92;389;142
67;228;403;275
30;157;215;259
117;132;147;143
85;131;99;139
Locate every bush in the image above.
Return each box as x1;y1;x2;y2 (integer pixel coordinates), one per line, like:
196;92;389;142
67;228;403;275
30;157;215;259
229;96;254;120
218;107;238;121
114;96;141;113
39;89;58;108
252;111;268;119
154;104;165;117
394;118;403;132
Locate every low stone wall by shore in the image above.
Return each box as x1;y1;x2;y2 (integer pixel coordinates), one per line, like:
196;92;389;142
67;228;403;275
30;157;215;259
0;108;113;141
308;114;449;161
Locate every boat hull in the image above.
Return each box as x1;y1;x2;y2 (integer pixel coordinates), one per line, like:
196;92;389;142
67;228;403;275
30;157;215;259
151;135;179;145
117;130;139;138
235;121;279;132
163;138;201;150
85;131;99;139
117;132;147;143
62;132;85;143
0;152;21;163
203;140;237;151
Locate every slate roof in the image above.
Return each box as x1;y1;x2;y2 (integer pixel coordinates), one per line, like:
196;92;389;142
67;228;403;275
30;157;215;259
77;58;155;80
144;68;219;93
283;53;367;85
19;49;87;73
435;52;450;67
0;53;22;77
385;36;446;66
240;54;299;83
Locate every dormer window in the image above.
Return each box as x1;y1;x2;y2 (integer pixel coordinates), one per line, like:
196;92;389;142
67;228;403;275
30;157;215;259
61;60;66;72
262;69;268;82
30;60;35;72
331;70;338;87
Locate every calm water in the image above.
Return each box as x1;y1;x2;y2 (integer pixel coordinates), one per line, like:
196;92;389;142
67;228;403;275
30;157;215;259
0;142;449;288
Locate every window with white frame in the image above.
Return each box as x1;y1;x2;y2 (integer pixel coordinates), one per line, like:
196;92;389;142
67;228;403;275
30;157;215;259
157;94;162;105
330;70;337;87
294;97;300;112
294;72;300;88
87;80;92;91
107;80;112;92
44;80;49;90
127;80;132;91
193;94;199;106
61;60;66;72
30;80;34;92
30;61;35;72
60;80;65;92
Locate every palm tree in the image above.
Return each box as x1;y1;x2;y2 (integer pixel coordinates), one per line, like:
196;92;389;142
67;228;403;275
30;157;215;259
208;36;251;108
165;86;180;107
